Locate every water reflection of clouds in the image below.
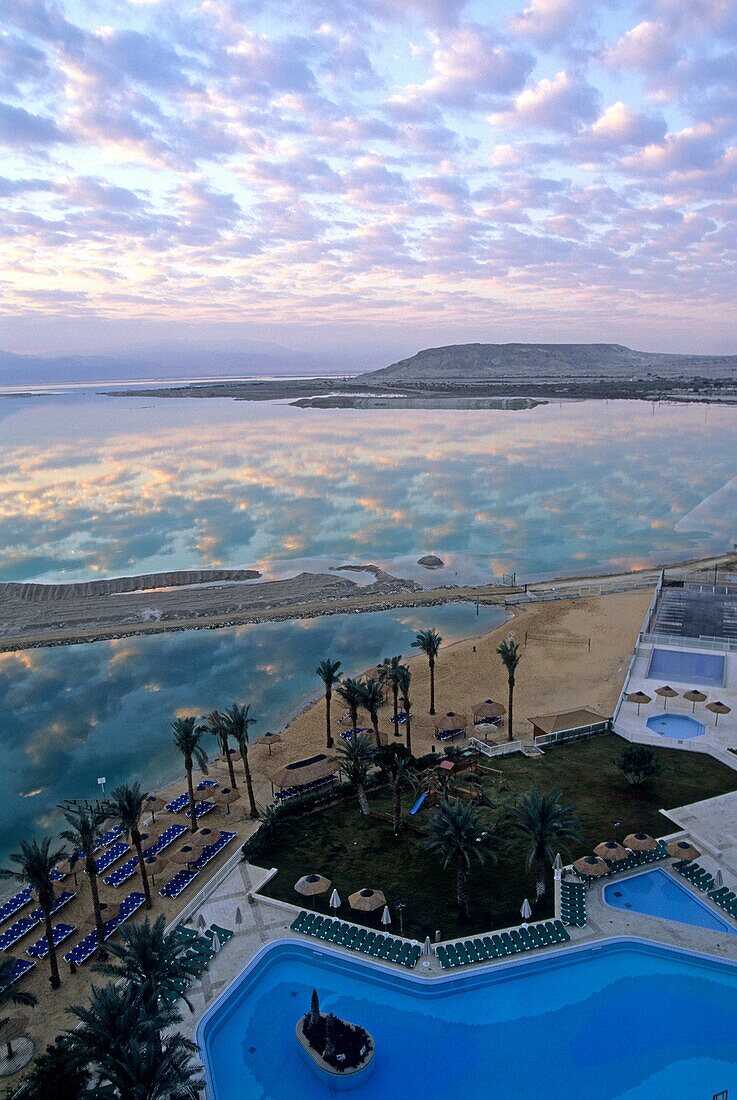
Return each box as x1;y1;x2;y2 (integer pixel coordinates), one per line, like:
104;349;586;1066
1;397;736;583
0;603;506;860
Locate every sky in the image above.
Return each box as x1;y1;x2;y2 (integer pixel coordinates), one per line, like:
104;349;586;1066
1;0;736;361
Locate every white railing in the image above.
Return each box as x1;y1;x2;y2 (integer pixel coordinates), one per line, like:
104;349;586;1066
641;631;737;653
469;737;522;757
533;722;609;748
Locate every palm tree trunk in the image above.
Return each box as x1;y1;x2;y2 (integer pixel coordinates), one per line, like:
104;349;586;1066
132;829;152;910
87;858;108;960
392;782;402;836
370;711;381;749
186;760;198;832
325;688;333;749
535;856;546;900
357;784;370;816
403;698;412;754
392;683;400;737
44;908;61;989
456;860;469;919
429;657;436;715
240;746;258;818
507;674;515;742
224;735;237;789
351;706;358;736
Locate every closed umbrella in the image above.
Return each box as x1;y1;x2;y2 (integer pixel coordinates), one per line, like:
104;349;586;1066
381;905;391;928
683;689;707;713
329;888;341;916
706;701;731;727
423;935;432;958
520;898;532;924
666;839;700;860
235;906;243;926
594;841;628;863
348;888;386;912
623;832;657;852
572;855;609;878
715;869;724;890
626;691;652;715
655;686;678;709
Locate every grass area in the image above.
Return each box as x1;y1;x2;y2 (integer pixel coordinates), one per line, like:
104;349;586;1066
258;734;737;940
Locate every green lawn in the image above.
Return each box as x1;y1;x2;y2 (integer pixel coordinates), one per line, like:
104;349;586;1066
258;734;737;940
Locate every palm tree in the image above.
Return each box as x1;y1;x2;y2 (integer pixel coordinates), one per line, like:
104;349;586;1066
508;789;581;901
497;634;521;741
411;628;442;715
108;782;153;910
316;658;342;750
95;915;202;1015
171;715;209;831
336;733;374;815
221;702;258;818
6;1036;88;1100
202;709;238;789
380;655;403;738
336;677;363;736
422;798;496;919
376;744;415;836
67;982;201;1099
0;837;67;989
61;803;110;961
397;664;413;754
357;678;384;748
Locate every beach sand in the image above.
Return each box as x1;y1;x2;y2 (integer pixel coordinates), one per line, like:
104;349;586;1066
2;586;651;1075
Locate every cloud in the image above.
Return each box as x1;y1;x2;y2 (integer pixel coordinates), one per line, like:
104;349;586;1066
0;100;67;146
489;70;598;132
509;0;580;46
603;20;676;72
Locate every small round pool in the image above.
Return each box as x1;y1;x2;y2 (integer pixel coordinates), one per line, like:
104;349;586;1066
646;713;705;739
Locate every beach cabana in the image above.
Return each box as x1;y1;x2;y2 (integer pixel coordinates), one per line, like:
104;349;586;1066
529;708;606;742
471;700;506;729
434;712;468;742
269;754;339;802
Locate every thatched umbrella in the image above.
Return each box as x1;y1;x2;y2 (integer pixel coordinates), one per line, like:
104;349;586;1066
260;732;282;756
56;857;78;886
348;888;386;912
655;686;678;709
594;841;628;863
624;832;657;852
472;700;506;723
683;689;707;713
626;691;652;715
434;712;468;738
145;794;166;822
214;787;242;815
572;855;609;878
0;1015;29;1059
666;839;701;860
295;874;331;899
706;701;731;727
143;854;170;884
171;844;199;867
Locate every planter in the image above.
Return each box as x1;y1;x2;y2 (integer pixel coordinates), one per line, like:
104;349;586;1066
295;1017;375;1091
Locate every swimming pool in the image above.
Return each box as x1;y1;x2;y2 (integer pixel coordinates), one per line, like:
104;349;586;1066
603;869;737;935
197;938;737;1099
647;646;725;687
646;713;706;739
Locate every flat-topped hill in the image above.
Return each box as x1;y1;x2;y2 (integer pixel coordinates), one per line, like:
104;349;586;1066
360;343;737;384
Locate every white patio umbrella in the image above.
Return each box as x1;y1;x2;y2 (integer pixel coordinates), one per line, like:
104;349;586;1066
715;869;724;890
235;906;243;926
423;935;432;957
520;898;532;924
381;905;391;928
329;888;341;915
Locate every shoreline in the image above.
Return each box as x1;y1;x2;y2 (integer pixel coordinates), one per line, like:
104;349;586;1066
2;550;734;653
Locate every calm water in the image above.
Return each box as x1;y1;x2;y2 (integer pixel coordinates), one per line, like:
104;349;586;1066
603;870;736;935
2;391;736;584
0;601;503;863
198;940;737;1099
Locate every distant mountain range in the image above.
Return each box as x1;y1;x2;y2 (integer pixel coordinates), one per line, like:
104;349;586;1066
362;343;737;383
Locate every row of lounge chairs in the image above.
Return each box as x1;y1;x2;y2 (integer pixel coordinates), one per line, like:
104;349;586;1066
104;824;189;888
274;775;338;802
158;923;235;1005
1;957;35;989
0;887;34;928
291;911;421;968
560;880;586;927
27;922;76;959
63;891;146;967
89;841;130;876
0;891;76;952
674;860;737;920
157;831;237;899
436;921;570;969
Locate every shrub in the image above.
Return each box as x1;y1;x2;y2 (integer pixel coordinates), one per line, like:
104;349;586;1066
615;744;661;786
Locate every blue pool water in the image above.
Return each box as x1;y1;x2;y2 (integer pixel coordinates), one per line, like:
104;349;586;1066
646;713;706;739
647;646;725;687
604;869;737;936
197;939;737;1099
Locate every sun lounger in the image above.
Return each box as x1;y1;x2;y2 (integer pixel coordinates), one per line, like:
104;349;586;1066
0;888;33;928
207;923;234;948
87;842;130;876
104;856;140;888
143;823;188;857
26;922;76;959
0;915;41;951
1;957;36;988
29;890;76;923
192;831;236;869
159;869;199;899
